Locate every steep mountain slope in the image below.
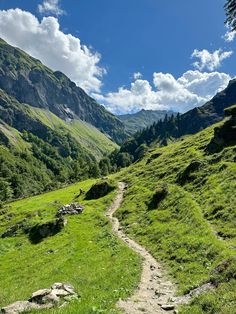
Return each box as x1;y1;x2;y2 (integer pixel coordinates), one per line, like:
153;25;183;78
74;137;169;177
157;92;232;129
118;109;176;135
115;78;236;162
0;89;117;201
0;38;126;143
114;106;236;313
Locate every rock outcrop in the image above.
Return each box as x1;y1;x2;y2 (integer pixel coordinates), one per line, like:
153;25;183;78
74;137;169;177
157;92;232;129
27;217;67;244
0;38;127;144
85;181;115;200
207;105;236;153
1;283;79;314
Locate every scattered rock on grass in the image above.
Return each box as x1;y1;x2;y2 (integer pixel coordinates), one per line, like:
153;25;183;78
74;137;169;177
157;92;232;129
57;203;84;216
176;160;202;185
1;283;79;314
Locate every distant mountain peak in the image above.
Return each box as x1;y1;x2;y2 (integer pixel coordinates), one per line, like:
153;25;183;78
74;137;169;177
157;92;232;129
118;109;177;135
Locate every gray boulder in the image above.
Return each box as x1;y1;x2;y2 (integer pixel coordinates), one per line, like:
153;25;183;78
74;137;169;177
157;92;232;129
1;283;79;314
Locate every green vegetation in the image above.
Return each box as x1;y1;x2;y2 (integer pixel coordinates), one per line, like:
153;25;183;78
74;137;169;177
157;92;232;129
0;113;235;313
1;36;236;314
0;179;141;313
0;89;117;202
111;77;236;167
113;116;236;313
26;106;117;159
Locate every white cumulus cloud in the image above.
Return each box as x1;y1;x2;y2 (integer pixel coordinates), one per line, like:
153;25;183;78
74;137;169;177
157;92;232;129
0;8;104;93
223;26;236;42
94;71;231;114
38;0;65;16
133;72;143;80
192;49;233;71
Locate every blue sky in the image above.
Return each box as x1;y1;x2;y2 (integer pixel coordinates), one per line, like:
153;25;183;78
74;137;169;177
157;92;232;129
0;0;235;114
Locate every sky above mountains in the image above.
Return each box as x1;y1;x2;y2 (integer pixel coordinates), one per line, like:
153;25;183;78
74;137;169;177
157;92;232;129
0;0;235;114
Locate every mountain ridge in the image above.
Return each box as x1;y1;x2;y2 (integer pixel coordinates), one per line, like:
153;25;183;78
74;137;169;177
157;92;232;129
113;77;236;164
0;38;127;144
118;109;177;135
0;39;121;201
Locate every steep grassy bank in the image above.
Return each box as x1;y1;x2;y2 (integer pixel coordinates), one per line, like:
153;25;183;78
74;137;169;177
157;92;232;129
114;118;236;313
0;179;141;313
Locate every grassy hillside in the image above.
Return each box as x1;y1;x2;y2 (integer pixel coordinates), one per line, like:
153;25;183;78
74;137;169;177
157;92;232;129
0;179;141;313
0;110;235;313
24;105;118;159
0;89;118;202
113;115;236;313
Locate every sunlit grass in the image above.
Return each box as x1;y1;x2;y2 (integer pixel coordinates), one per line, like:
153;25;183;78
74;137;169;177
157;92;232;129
0;179;141;313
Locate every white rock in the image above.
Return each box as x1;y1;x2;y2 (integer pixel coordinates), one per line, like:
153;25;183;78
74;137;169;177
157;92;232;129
51;283;63;290
31;289;51;299
63;284;75;295
53;289;70;297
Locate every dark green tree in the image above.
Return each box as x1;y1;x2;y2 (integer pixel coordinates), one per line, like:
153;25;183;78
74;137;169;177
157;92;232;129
0;178;13;201
99;157;112;176
116;152;133;168
89;163;100;178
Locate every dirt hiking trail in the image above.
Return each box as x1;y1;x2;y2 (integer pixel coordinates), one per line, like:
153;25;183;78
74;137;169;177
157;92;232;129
106;182;213;314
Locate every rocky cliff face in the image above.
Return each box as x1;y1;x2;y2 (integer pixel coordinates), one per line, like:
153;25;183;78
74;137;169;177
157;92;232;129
0;38;126;143
0;39;123;201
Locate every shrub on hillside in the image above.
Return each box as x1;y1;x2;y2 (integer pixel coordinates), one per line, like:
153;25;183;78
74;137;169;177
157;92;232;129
148;184;168;210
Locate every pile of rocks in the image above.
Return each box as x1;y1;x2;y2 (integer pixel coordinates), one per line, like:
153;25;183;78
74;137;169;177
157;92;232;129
57;203;84;216
1;283;79;314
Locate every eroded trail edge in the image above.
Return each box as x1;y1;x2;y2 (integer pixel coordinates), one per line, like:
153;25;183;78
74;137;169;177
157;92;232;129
107;182;176;314
106;182;214;314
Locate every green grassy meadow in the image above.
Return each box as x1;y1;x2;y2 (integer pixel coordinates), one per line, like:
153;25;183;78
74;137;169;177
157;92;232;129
0;179;141;313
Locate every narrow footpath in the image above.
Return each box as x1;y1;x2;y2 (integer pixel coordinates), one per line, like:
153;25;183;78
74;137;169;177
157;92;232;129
106;182;213;314
106;182;177;314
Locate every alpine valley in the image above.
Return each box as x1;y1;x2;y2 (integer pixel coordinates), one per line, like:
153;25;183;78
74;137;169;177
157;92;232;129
0;13;236;314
